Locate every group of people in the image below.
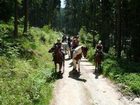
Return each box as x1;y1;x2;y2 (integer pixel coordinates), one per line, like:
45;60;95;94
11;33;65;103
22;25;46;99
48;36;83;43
62;35;79;50
52;34;103;60
53;35;80;59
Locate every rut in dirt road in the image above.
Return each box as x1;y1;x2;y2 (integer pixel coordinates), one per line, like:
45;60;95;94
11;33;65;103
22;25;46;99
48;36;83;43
50;57;140;105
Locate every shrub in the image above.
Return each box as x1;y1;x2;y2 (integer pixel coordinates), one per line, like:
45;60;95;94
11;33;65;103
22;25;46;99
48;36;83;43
0;24;58;105
102;58;140;96
87;48;95;62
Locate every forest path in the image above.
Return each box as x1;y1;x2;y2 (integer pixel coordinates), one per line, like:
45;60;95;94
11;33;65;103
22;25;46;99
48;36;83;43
50;56;139;105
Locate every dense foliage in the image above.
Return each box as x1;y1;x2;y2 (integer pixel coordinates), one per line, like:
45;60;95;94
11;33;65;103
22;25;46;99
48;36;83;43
102;57;140;96
0;24;59;105
63;0;140;61
0;1;62;104
0;0;61;27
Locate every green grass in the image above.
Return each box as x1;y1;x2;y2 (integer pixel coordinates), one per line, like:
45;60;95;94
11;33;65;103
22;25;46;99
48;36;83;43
102;58;140;96
0;24;59;105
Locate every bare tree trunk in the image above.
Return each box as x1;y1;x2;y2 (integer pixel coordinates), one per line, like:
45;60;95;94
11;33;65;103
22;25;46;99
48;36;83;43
14;0;18;37
23;0;29;33
116;0;122;58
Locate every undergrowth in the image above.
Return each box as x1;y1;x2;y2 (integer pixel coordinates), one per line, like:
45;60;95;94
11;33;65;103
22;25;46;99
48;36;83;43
0;24;59;105
102;57;140;96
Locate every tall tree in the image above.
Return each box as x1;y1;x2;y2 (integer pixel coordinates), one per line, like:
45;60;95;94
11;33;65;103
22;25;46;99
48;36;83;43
0;0;14;22
14;0;18;37
100;0;112;52
115;0;122;58
23;0;29;33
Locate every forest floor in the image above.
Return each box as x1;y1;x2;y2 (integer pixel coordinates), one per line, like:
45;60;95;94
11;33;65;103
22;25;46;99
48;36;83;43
50;55;140;105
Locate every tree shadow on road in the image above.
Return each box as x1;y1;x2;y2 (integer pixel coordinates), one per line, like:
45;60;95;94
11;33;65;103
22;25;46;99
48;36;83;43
68;70;87;82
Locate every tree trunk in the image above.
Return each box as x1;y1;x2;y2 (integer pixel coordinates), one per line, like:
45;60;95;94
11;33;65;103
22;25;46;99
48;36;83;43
14;0;18;37
23;0;29;33
116;0;122;58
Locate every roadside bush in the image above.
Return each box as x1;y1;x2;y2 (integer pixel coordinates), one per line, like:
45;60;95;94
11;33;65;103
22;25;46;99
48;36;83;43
87;48;95;62
102;58;140;96
0;23;58;105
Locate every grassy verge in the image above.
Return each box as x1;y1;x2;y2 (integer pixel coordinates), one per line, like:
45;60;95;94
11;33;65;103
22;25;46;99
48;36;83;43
102;57;140;96
0;24;59;105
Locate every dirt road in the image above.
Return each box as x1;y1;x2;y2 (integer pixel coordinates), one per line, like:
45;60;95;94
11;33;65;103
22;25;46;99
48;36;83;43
50;56;140;105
